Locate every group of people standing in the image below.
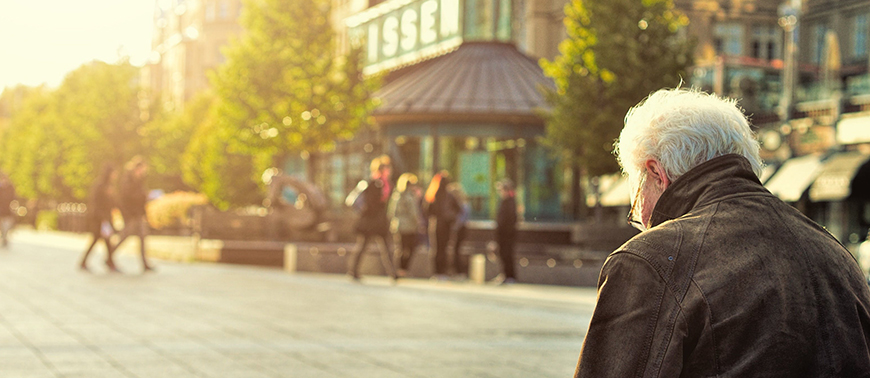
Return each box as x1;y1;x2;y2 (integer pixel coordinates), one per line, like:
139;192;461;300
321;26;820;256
347;155;518;283
79;157;154;273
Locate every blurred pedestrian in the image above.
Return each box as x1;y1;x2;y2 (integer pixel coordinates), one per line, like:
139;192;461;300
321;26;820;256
79;164;119;272
574;88;870;376
110;156;154;273
0;173;16;248
448;182;470;278
494;179;517;284
388;173;423;278
349;155;398;281
424;171;461;279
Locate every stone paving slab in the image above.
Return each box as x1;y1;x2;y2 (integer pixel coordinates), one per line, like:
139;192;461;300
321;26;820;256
0;229;597;377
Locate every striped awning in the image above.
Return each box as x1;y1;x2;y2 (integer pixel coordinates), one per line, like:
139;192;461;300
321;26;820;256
764;154;823;202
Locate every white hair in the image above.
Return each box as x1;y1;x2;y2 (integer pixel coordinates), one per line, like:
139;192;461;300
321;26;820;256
615;88;763;184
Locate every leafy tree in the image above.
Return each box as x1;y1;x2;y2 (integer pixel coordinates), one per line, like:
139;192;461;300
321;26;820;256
540;0;693;178
0;88;56;199
0;61;147;201
202;0;378;207
181;105;261;210
141;91;213;192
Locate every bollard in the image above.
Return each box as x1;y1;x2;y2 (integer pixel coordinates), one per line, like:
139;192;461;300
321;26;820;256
284;244;297;273
469;253;486;284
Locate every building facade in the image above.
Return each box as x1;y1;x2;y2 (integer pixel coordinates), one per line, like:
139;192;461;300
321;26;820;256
593;0;870;249
143;0;244;113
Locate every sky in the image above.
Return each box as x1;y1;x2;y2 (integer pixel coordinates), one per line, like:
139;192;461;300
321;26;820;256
0;0;155;91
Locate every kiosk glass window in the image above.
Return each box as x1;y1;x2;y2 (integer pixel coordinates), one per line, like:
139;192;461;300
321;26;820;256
464;0;512;41
853;14;869;60
434;135;564;220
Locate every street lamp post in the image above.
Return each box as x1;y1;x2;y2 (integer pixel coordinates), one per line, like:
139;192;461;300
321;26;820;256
778;0;801;123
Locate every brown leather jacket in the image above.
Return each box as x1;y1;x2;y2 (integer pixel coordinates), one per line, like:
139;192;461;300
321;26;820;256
576;154;870;377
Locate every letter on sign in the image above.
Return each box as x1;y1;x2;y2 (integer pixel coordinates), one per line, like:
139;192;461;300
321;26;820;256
401;10;418;51
368;23;379;62
382;16;399;57
441;0;459;36
420;0;437;44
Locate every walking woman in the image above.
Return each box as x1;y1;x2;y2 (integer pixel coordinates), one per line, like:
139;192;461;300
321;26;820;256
388;173;423;278
79;164;119;272
349;155;398;281
110;156;154;272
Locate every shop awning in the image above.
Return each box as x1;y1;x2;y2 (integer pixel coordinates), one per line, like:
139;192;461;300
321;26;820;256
373;42;555;125
599;176;631;207
759;164;777;184
809;151;870;201
764;154;823;202
836;114;870;145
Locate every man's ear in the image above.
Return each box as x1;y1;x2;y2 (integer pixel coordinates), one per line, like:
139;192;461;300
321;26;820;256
644;159;671;191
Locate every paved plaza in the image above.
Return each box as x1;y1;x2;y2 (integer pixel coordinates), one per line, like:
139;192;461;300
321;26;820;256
0;229;597;378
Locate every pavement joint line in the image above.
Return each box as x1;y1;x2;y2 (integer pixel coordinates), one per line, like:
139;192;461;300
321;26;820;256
16;282;210;378
0;311;63;378
1;281;171;378
0;231;590;377
3;279;141;378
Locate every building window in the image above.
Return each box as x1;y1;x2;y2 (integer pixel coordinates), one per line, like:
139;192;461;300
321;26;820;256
219;0;229;19
811;22;829;64
206;1;216;21
464;0;512;41
854;13;869;59
751;24;781;61
714;23;744;56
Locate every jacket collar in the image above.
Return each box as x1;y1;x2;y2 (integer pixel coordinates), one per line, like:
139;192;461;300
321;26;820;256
649;154;766;228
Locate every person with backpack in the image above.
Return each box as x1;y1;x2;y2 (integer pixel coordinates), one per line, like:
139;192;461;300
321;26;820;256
348;155;398;282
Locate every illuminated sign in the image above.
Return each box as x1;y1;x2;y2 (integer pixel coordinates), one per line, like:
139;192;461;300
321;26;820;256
346;0;463;74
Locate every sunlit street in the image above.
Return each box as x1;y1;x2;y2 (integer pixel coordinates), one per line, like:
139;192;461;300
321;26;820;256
0;230;594;378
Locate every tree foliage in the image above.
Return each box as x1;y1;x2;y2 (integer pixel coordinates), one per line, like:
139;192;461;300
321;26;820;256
0;61;148;201
181;104;261;210
540;0;693;177
192;0;378;208
142;91;212;192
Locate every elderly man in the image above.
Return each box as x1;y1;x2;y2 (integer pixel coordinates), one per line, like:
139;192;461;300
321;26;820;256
575;89;870;377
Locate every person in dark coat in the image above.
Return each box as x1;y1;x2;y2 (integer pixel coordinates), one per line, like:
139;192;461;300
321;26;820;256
494;179;517;284
110;156;154;272
424;171;462;279
448;182;470;278
79;165;119;272
0;173;16;248
349;155;398;281
575;88;870;377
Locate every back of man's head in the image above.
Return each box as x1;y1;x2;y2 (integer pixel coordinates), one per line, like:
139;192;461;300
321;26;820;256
615;88;763;183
